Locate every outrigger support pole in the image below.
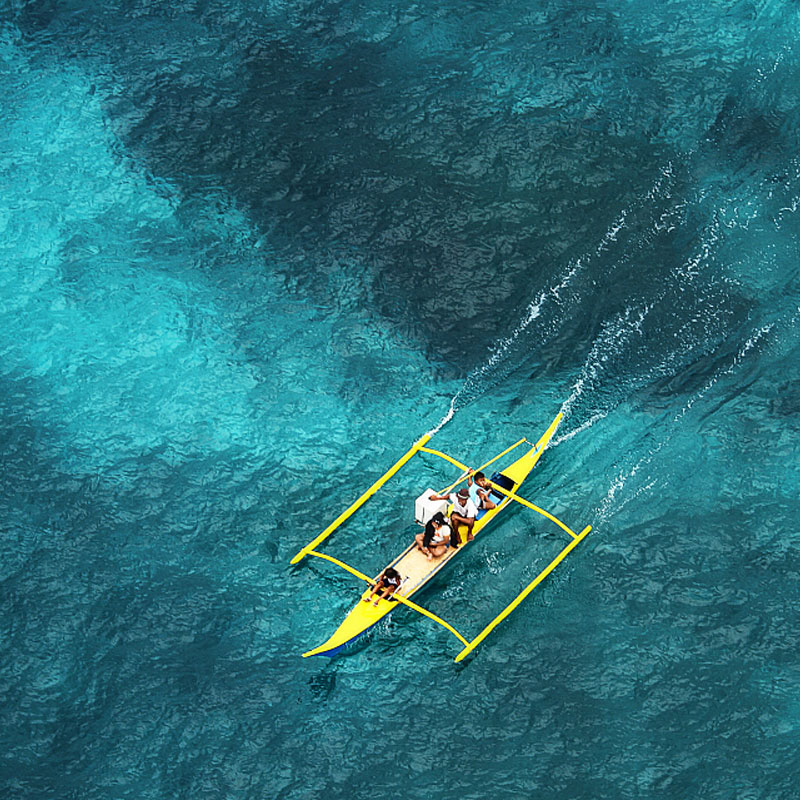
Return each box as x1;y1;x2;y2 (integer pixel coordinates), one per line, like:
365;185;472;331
293;434;535;566
437;437;529;495
454;524;592;662
302;549;470;655
486;482;582;540
290;434;431;565
417;446;469;473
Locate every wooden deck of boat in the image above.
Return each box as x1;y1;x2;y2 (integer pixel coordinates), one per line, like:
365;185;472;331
388;503;507;600
391;539;459;595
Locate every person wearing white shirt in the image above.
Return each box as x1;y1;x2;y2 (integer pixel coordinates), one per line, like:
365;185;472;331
429;487;478;544
414;512;452;560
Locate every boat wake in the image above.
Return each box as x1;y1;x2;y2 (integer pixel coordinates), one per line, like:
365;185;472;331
427;164;678;437
593;319;774;525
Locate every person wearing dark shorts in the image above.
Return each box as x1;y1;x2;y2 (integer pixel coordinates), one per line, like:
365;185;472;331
429;487;478;542
364;567;402;606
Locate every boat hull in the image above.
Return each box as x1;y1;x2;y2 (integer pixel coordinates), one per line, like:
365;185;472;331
303;414;561;657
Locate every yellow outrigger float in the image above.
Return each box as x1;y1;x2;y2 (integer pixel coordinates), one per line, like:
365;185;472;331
292;412;591;662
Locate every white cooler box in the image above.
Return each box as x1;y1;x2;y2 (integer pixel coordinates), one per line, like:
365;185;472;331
415;489;449;526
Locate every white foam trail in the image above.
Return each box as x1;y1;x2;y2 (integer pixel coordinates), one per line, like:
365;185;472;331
559;174;761;430
645;161;675;202
678;322;774;418
679;215;721;285
774;156;800;228
552;411;609;447
426;397;456;437
596;210;627;255
426;164;677;438
573;174;780;515
560;304;651;419
485;263;579;368
594;321;774;523
427;263;581;436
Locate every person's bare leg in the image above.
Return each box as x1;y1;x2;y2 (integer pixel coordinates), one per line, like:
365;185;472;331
374;587;393;606
456;515;476;541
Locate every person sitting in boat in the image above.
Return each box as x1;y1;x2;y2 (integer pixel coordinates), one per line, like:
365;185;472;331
363;567;402;606
429;487;478;542
467;470;497;511
414;512;451;561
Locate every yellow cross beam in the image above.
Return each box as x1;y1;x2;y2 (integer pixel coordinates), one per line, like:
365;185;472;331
290;434;431;564
302;549;470;650
454;524;592;662
487;481;580;540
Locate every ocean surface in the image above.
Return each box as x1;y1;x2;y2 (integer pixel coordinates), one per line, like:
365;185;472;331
1;1;799;798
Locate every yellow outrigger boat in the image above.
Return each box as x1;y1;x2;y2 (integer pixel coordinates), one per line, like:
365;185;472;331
291;412;591;662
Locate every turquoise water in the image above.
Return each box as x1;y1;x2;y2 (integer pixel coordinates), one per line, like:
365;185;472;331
1;1;799;797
